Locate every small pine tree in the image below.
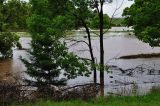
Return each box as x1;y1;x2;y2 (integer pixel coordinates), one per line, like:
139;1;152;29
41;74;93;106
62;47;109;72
22;35;67;86
22;33;91;88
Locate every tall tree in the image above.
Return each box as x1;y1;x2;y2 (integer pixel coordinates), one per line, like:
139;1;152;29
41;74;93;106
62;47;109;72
64;0;98;87
62;0;113;96
123;0;160;47
22;0;91;88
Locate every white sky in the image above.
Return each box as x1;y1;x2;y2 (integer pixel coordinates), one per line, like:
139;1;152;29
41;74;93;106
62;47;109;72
104;0;134;17
23;0;134;18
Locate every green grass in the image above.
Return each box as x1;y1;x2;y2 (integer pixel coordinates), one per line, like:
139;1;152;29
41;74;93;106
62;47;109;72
14;29;133;38
111;18;125;26
16;32;31;37
13;89;160;106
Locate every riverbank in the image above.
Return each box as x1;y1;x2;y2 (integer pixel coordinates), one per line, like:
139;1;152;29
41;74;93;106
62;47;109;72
16;27;133;38
13;87;160;106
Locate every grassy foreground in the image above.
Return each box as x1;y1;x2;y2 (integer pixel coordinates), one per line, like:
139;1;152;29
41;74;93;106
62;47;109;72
13;89;160;106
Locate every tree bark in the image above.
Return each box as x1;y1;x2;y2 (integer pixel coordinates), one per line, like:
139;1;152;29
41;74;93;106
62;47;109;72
83;22;97;85
99;3;104;96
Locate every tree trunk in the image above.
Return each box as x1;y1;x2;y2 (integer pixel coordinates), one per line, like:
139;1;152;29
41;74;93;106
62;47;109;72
99;4;104;96
83;22;97;85
85;27;97;85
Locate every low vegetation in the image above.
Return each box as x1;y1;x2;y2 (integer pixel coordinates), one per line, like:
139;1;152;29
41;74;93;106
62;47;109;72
111;18;125;26
12;88;160;106
16;32;31;37
0;32;19;59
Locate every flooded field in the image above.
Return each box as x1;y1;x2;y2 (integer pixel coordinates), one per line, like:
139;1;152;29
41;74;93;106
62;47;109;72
0;31;160;95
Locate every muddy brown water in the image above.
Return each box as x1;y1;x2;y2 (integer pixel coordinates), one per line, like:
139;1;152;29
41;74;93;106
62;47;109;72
0;32;160;95
0;59;13;81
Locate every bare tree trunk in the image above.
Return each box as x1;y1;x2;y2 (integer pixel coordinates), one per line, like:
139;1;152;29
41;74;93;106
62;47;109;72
83;22;97;85
99;2;104;96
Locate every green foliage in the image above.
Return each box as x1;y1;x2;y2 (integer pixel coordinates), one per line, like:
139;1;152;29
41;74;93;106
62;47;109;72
0;0;20;59
66;0;94;29
0;0;4;31
89;14;110;29
1;0;30;31
111;18;125;27
0;32;19;59
123;0;160;47
22;0;91;86
22;34;91;85
60;53;91;79
22;35;67;86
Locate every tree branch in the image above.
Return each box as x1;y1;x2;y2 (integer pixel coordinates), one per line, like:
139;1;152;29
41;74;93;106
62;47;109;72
66;38;90;47
103;0;125;34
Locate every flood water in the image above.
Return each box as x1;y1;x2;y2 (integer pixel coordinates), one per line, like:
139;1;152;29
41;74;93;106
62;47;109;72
0;31;160;95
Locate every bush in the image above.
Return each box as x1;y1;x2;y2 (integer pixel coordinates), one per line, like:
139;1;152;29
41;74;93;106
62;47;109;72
0;32;19;59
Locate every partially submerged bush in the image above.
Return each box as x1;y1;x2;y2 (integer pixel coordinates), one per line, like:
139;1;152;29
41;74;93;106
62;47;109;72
150;86;160;93
0;32;19;59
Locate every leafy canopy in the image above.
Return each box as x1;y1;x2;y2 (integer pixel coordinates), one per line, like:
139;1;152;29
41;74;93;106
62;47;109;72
123;0;160;47
89;14;110;29
22;0;91;86
0;32;19;59
0;0;22;59
1;0;30;31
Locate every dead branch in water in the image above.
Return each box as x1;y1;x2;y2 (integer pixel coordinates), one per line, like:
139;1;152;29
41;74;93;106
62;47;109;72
109;64;160;76
119;53;160;59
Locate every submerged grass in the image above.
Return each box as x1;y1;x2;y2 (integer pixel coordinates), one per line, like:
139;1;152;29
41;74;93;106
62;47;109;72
13;88;160;106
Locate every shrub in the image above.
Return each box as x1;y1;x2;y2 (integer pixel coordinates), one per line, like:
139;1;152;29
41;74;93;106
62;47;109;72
0;32;19;59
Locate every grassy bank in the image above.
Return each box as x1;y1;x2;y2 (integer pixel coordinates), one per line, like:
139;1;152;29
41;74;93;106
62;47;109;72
13;88;160;106
15;30;133;38
16;32;31;37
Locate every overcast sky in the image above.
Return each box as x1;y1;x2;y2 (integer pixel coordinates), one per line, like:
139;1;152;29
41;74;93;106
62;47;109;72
23;0;134;18
104;0;134;17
